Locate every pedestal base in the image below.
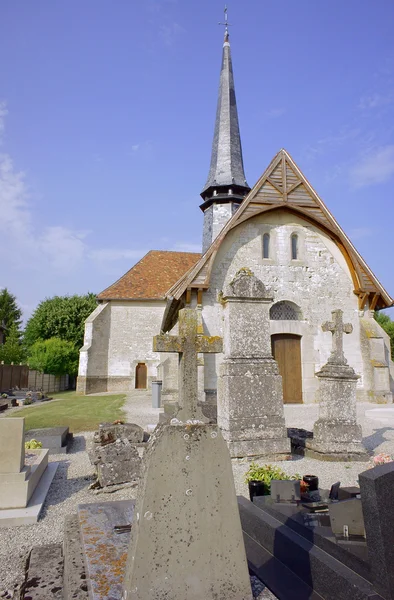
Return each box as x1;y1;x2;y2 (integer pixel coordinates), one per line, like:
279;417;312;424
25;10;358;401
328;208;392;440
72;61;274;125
306;420;369;461
218;358;291;459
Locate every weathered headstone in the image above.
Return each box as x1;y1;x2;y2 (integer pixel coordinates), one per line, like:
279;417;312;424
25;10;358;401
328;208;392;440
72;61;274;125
123;308;252;599
218;268;291;458
90;422;144;487
359;462;394;600
153;308;222;422
306;309;368;460
93;438;141;487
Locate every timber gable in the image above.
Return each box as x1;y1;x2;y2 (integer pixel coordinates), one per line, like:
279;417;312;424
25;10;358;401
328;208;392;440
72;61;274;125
167;149;393;312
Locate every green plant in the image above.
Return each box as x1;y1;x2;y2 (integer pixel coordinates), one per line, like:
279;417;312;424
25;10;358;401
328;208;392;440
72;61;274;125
244;462;299;494
1;393;8;398
28;337;79;376
23;397;33;406
25;439;43;449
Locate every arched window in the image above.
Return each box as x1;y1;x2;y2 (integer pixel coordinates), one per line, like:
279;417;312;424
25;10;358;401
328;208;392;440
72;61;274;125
270;301;302;321
263;233;270;259
291;233;298;260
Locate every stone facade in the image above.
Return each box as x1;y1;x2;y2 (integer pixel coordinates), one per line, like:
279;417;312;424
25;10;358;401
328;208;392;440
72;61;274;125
200;210;393;405
77;300;165;394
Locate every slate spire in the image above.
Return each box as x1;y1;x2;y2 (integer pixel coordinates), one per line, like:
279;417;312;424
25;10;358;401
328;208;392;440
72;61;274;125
200;26;250;208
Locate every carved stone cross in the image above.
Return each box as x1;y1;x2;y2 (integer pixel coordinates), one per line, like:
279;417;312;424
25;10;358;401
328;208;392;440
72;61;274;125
153;308;223;421
322;309;353;365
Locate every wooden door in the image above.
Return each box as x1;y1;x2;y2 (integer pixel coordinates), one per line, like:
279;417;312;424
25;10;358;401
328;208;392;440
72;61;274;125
271;334;303;404
135;363;147;389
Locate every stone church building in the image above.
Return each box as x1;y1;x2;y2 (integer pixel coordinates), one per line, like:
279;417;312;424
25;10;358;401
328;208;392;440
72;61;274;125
77;29;394;405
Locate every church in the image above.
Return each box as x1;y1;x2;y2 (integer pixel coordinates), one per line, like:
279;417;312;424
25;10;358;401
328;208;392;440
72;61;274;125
77;27;394;406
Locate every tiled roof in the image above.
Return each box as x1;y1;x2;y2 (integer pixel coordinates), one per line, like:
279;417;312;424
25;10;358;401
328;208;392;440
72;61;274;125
97;250;201;300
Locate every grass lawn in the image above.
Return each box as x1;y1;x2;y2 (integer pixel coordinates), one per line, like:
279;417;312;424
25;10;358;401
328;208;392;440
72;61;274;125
6;391;126;433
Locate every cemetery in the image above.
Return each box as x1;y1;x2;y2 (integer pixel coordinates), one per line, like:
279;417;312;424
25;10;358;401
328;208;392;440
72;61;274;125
1;4;393;600
0;302;394;599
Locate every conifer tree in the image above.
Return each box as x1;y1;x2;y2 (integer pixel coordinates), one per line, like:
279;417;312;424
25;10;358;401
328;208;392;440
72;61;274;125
0;288;22;339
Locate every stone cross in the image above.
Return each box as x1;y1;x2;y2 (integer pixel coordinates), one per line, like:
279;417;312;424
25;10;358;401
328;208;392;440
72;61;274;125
322;309;353;365
153;308;222;421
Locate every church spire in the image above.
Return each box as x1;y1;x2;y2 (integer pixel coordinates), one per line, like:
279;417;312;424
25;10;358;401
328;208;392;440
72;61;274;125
200;9;250;209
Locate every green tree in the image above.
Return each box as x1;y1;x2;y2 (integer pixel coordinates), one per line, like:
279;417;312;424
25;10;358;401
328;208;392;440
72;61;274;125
24;293;97;349
28;338;79;376
0;288;22;339
0;323;27;364
375;311;394;360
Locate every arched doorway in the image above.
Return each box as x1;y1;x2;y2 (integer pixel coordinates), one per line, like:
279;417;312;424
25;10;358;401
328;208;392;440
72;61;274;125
135;362;147;389
271;334;303;404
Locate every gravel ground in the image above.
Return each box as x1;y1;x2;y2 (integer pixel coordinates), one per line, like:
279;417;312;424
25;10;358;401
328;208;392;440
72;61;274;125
1;393;393;597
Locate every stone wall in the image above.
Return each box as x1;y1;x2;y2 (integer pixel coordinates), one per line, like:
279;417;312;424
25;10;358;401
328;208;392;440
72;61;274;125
200;210;392;403
202;202;240;253
77;300;165;394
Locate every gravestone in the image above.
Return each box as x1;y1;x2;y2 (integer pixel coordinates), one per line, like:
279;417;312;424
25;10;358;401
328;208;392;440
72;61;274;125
153;307;223;422
270;480;301;503
25;426;71;454
0;418;57;525
123;307;252;599
90;422;144;487
306;309;368;460
218;269;291;458
328;498;365;537
359;461;394;600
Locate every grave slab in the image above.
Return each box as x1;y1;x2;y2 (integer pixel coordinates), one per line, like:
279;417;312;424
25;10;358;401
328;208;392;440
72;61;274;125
78;500;135;600
25;426;71;454
0;449;49;509
0;462;58;527
63;514;89;600
23;543;63;599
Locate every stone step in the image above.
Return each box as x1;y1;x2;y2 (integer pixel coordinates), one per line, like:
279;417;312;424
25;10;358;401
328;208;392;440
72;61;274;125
22;544;63;599
63;514;90;600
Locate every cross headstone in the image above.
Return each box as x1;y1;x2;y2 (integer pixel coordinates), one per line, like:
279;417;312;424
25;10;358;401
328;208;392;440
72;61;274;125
322;309;353;365
123;307;252;599
153;308;222;421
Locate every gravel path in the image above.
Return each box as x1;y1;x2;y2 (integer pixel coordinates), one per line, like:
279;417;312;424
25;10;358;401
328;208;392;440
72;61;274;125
0;393;393;597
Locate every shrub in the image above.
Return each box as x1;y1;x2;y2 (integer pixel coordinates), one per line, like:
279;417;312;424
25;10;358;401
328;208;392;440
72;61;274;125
244;462;301;494
25;439;43;449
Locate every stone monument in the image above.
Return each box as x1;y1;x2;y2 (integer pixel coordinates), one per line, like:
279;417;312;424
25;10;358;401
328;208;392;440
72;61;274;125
0;418;57;526
218;268;291;458
359;461;394;600
306;309;368;460
123;307;252;599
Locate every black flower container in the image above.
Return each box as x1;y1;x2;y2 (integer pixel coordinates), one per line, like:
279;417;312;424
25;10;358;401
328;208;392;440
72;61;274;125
303;474;319;492
248;480;268;502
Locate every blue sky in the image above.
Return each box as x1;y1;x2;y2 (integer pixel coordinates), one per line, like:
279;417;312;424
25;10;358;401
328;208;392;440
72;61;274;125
1;0;393;320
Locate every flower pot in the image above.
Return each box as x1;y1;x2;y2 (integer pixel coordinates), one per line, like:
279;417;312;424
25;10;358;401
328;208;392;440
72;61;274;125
248;480;268;502
303;474;319;492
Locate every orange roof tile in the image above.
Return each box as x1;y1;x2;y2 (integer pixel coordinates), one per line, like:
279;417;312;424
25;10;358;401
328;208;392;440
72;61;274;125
97;250;201;300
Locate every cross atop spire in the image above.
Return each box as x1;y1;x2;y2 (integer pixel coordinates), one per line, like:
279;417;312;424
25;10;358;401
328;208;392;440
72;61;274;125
200;7;250;209
219;5;231;41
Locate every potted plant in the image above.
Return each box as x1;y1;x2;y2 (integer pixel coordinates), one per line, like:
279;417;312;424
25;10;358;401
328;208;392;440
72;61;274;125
245;462;301;501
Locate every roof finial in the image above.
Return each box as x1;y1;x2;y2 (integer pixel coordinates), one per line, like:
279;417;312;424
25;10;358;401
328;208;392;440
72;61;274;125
219;5;231;42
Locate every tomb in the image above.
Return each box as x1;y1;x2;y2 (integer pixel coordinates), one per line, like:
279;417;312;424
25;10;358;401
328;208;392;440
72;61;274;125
239;461;394;599
0;418;58;526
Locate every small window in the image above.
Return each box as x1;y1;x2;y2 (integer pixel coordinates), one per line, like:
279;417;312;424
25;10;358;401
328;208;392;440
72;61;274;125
270;301;302;321
291;234;298;260
263;233;270;259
